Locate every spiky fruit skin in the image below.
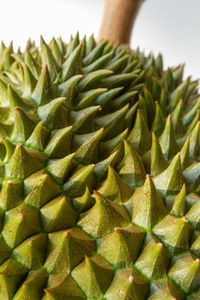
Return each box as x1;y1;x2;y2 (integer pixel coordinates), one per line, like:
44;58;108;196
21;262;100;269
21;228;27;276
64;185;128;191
0;34;199;299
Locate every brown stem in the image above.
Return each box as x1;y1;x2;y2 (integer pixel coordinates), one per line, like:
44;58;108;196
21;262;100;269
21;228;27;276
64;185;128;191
98;0;144;45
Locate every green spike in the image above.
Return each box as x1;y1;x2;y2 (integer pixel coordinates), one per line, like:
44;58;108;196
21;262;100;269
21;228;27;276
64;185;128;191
173;64;184;84
102;41;113;55
153;153;184;195
67;33;80;56
171;184;186;217
44;126;72;158
183;98;200;126
32;65;56;105
95;104;129;140
7;85;34;112
41;195;77;232
0;180;23;210
100;128;128;159
0;122;12;138
0;79;8;106
0;41;6;59
159;90;167;112
78;69;113;91
98;165;133;204
2;204;41;248
73;131;98;151
189;121;200;160
151;102;165;136
0;235;11;264
13;270;47;300
46;153;75;184
185;199;200;230
118;140;146;187
148;278;184;300
2;138;15;162
131;175;166;229
169;253;200;293
57;37;66;54
0;258;27;300
96;87;123;107
106;54;129;73
0;107;10;124
40;36;59;81
13;234;47;269
143;87;156;125
183;162;200;190
85;34;96;56
61;43;82;81
153;215;191;254
172;78;190;107
138;94;148;123
72;255;114;297
77;88;107;109
83;52;113;73
26;120;49;151
101;72;138;89
49;37;63;65
64;164;94;197
169;87;182;111
71;106;100;134
44;228;95;274
80;35;86;58
24;171;60;208
73;128;104;164
123;59;138;73
84;40;107;65
159;115;178;161
24;49;40;79
165;67;173;91
97;225;145;267
180;137;190;169
191;234;200;257
112;90;137;109
59;74;83;108
94;150;118;181
0;42;14;71
12;107;37;141
128;110;151;155
73;186;94;213
151;77;162;100
171;99;183;134
150;133;168;176
186;109;200;135
132;69;145;85
124;101;138;130
135;238;170;279
20;63;37;97
6;145;46;179
78;191;130;237
37;97;67;129
105;268;149;300
43;274;86;299
11;53;24;65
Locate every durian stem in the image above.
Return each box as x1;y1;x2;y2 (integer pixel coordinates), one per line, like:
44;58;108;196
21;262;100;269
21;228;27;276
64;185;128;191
98;0;144;45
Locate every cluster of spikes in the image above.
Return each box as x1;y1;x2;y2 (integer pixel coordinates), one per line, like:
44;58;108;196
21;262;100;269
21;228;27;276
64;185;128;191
0;33;200;299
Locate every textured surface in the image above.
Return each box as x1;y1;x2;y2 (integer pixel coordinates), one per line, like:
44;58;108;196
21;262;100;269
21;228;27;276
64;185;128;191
0;34;199;299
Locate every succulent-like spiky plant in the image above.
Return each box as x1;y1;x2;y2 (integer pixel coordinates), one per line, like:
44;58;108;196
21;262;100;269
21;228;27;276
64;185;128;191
0;32;199;299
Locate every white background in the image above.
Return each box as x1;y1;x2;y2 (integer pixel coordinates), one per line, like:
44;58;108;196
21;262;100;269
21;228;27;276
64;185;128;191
0;0;199;79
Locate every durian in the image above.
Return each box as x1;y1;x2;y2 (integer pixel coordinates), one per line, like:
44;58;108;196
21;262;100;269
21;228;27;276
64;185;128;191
0;13;200;300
